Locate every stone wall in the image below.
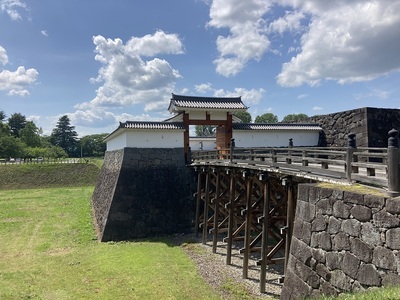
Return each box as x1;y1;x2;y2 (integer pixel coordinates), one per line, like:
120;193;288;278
281;184;400;299
296;107;400;147
92;147;197;241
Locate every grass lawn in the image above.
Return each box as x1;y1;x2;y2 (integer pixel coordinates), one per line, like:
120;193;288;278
0;186;220;299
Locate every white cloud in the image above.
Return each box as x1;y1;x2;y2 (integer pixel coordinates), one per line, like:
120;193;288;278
77;31;184;112
268;10;305;35
213;87;265;105
312;106;323;111
276;0;400;86
0;0;27;20
0;46;8;65
354;88;391;101
0;66;38;96
125;30;184;57
195;82;213;93
297;93;307;99
41;30;48;37
72;31;185;132
208;0;271;76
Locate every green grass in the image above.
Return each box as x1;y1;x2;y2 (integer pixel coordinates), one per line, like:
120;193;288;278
0;163;100;189
0;187;220;299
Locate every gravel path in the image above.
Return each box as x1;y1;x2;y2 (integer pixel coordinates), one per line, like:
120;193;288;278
175;234;284;299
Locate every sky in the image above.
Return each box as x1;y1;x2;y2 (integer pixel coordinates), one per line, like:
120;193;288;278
1;0;400;137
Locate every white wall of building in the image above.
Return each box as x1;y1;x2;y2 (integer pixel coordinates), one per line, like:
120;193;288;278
233;130;319;148
106;131;127;151
107;129;184;151
189;138;216;150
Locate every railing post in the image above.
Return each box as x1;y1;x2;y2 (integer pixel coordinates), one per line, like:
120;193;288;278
230;138;235;164
346;133;357;182
387;129;399;197
286;138;293;164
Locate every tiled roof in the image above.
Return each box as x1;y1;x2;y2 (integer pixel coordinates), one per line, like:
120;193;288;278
120;121;185;130
233;123;322;131
168;93;248;112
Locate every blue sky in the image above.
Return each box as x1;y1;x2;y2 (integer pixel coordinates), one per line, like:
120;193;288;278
1;0;400;136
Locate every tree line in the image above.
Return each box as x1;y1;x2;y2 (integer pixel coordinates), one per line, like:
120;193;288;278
195;112;309;136
0;110;107;160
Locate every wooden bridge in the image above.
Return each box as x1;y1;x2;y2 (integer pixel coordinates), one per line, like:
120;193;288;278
188;130;400;294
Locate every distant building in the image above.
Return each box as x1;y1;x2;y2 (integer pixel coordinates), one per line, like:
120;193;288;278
104;94;322;154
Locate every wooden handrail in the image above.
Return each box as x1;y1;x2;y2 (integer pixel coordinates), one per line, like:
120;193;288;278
190;145;397;194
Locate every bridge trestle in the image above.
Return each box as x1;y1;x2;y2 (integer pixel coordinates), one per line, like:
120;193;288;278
194;166;299;293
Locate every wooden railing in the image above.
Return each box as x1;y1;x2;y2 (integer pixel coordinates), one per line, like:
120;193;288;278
190;130;400;197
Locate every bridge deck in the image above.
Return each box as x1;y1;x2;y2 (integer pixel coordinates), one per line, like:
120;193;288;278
190;146;391;193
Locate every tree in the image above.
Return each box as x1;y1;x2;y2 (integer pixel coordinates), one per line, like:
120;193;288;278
0;136;25;158
20;121;41;147
254;113;278;123
195;125;216;137
0;122;10;137
8;113;27;137
0;110;6;122
282;113;309;123
50;115;78;157
79;133;107;157
234;111;252;123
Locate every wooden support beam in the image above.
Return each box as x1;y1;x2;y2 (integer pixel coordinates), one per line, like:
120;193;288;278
284;177;295;279
226;170;235;265
243;173;253;279
195;171;202;237
260;173;270;293
212;171;221;253
202;170;210;244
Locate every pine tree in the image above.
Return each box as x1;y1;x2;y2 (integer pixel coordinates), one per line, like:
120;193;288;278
50;115;78;157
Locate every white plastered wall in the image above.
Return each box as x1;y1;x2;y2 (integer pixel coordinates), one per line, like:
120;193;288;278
106;129;184;151
233;130;320;148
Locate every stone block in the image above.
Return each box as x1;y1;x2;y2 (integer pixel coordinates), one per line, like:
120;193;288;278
331;189;344;200
312;215;327;232
361;222;382;247
386;198;400;214
293;219;312;244
297;200;316;223
316;263;330;281
333;200;351;218
351;280;365;293
327;216;341;234
333;232;350;251
297;184;310;201
279;286;291;300
283;268;312;300
326;251;343;270
294;259;319;289
341;219;361;237
373;210;400;228
291;236;313;265
320;281;339;298
350;205;372;222
364;194;385;209
343;191;364;205
317;232;332;251
372;246;397;271
315;199;333;215
357;264;381;286
350;238;373;263
312;248;326;263
320;188;333;200
382;272;400;286
308;185;320;205
341;252;360;279
386;228;400;250
331;269;352;291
